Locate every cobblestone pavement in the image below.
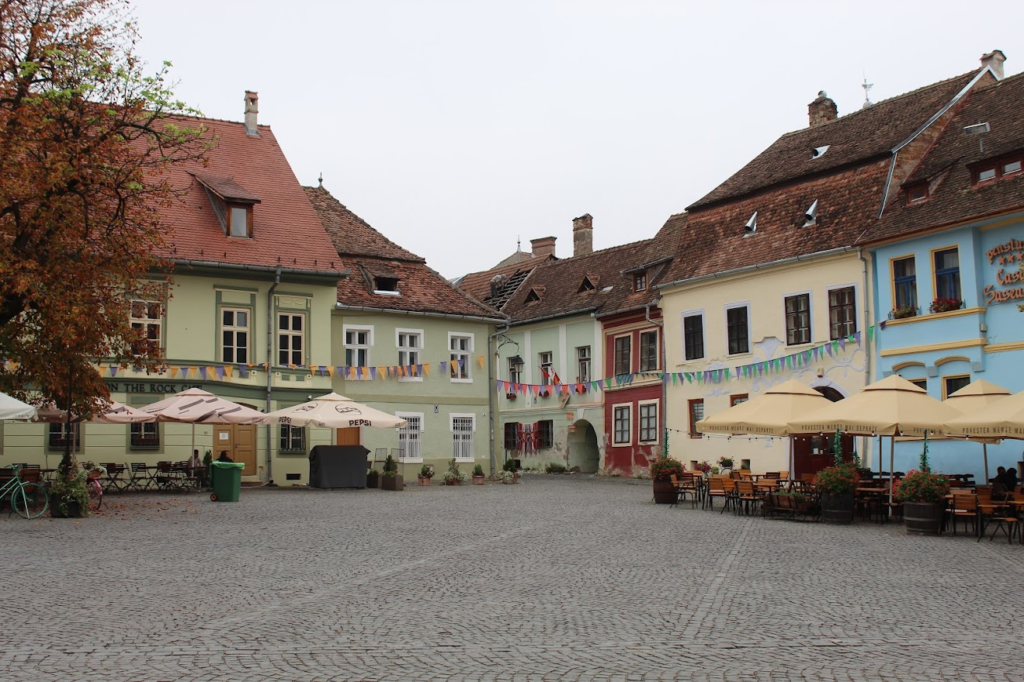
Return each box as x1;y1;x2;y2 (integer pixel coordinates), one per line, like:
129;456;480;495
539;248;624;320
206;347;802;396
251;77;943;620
3;475;1024;682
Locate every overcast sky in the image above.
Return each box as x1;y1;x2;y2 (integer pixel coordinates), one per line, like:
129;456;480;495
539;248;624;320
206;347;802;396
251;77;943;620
134;1;1024;280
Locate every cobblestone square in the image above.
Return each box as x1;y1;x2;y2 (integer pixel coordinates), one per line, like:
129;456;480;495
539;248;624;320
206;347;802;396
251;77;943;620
3;476;1022;681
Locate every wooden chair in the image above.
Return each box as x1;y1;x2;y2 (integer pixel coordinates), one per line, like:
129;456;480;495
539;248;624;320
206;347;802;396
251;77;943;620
982;501;1019;544
127;462;153;491
705;477;729;511
100;462;127;493
735;480;759;516
949;494;978;536
672;473;701;509
800;472;817;485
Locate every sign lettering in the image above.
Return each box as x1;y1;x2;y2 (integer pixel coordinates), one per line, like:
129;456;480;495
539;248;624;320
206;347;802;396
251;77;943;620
983;236;1024;306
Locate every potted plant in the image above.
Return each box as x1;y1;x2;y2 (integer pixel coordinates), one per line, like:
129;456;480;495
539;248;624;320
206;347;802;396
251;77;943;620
505;392;516;401
695;460;712;478
895;442;950;535
717;456;734;473
443;458;466;486
813;463;860;524
472;464;485;485
381;454;403;491
417;464;434;486
890;305;918;320
50;457;90;518
929;297;963;314
650;456;686;504
366;466;380;489
500;469;517;484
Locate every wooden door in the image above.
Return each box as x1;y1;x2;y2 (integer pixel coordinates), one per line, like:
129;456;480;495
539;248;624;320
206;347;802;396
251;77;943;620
337;427;361;446
213;424;258;476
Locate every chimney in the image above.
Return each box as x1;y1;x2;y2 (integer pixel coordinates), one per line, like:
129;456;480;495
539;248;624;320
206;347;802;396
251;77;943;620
808;91;838;127
572;213;593;257
244;91;259;136
981;50;1006;80
530;236;557;259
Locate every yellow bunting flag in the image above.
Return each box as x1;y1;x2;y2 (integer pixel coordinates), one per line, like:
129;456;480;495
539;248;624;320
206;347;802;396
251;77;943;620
326;366;334;378
170;367;179;379
224;366;233;379
477;355;485;369
361;366;370;380
423;363;431;377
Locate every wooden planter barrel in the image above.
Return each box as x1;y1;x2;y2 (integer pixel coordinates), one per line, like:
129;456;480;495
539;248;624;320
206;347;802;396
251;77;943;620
652;479;677;504
820;493;855;525
904;501;944;535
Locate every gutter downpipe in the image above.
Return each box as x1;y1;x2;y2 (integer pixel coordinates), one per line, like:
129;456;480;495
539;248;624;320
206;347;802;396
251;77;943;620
487;324;511;476
645;298;666;458
265;266;282;486
858;247;872;469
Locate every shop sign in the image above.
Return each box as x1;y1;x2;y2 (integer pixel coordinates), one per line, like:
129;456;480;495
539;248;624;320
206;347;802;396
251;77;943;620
983;237;1024;305
105;381;203;394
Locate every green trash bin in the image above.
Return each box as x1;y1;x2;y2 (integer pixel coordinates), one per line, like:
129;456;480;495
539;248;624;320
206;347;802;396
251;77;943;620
210;461;244;502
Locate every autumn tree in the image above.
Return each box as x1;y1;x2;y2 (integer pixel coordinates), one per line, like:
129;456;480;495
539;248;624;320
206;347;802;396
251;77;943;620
0;0;208;417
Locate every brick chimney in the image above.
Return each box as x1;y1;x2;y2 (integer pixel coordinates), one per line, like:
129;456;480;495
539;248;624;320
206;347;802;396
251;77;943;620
531;236;557;259
981;50;1006;80
572;213;593;257
244;91;259;136
808;91;838;127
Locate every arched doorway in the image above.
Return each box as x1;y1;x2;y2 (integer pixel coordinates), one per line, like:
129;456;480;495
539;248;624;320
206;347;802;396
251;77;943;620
792;386;854;478
567;420;600;473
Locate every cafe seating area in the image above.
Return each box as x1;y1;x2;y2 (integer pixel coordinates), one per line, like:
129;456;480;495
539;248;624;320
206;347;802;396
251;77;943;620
2;460;208;495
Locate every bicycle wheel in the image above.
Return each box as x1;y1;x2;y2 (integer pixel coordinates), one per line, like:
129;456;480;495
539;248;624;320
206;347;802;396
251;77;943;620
12;482;49;519
87;478;103;511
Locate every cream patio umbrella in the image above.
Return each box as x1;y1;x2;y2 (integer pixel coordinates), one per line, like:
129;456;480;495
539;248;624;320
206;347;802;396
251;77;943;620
33;401;157;424
789;374;963;503
140;388;263;458
696;379;834;475
945;389;1024;441
0;392;36;421
943;379;1010;483
256;393;407;429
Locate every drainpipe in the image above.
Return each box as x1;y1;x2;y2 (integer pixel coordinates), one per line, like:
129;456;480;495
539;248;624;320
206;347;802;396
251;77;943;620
645;297;665;458
265;266;282;486
486;325;510;476
857;247;872;469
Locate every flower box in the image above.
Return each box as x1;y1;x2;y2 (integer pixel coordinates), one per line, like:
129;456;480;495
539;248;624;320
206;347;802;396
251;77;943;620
929;298;963;314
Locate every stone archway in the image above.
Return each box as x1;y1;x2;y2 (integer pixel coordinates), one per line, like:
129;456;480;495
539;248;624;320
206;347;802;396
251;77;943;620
567;419;600;473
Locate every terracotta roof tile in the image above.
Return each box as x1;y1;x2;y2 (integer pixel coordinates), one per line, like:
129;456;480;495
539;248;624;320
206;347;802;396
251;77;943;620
688;71;979;210
190;172;261;203
861;72;1024;244
303;186;503;319
157;117;344;275
457;256;554;311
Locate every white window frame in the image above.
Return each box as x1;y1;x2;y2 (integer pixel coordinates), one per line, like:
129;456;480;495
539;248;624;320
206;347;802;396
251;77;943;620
612;403;633;446
825;282;859;340
782;290;813;347
130;298;163;356
538;351;553;386
681;309;705;362
508;356;523;384
450;413;476;462
277;312;305;366
396;412;424;463
612;333;632;376
576;345;591;383
639;330;659;372
220;307;250;365
343;325;374;379
395;328;424;382
638;399;660;444
449;332;474;383
724;302;751;357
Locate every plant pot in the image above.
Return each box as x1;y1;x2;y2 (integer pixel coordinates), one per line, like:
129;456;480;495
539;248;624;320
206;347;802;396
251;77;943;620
472;474;485;485
445;479;461;486
904;501;944;535
49;496;83;519
417;476;432;486
366;472;379;488
381;474;403;491
652;479;677;504
820;493;856;525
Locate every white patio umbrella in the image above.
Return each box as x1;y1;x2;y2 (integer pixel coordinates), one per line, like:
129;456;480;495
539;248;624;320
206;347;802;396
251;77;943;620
33;400;157;424
0;392;36;421
140;388;263;457
943;379;1010;483
256;392;407;429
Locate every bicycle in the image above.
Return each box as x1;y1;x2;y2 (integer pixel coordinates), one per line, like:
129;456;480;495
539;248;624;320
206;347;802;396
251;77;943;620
0;464;49;519
84;464;103;512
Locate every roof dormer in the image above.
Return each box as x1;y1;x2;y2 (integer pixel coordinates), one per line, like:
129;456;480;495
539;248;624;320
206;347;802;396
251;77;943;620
577;274;599;293
525;285;545;303
359;263;403;296
192;172;261;239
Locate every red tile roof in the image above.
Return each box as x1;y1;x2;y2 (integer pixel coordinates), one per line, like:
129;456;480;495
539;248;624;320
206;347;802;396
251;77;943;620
861;72;1024;244
156;116;344;276
688;72;979;211
303;186;504;319
457;256;555;312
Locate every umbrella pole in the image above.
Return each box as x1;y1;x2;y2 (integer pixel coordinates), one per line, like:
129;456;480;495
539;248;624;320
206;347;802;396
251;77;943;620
877;435;882;477
888;436;895;507
983;443;989;484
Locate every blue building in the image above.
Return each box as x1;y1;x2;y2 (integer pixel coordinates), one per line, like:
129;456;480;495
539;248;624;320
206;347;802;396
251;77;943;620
861;55;1024;479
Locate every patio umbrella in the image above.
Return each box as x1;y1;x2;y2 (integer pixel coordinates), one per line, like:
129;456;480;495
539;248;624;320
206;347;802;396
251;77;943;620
943;379;1010;483
788;375;963;504
140;388;263;457
696;379;834;475
945;389;1024;441
33;401;157;424
0;392;35;420
256;393;407;429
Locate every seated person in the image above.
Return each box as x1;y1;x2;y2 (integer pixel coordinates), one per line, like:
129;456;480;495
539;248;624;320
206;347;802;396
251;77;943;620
216;450;233;463
992;466;1007;486
991;479;1009;502
1005;467;1018;491
187;449;202;473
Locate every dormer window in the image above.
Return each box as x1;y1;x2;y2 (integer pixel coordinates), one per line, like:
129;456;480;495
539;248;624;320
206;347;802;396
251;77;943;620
578;277;595;293
906;183;929;205
374;277;400;295
977;167;997;183
1004;160;1022;175
970;151;1024;186
192;172;261;239
525;286;544;303
634;271;647;292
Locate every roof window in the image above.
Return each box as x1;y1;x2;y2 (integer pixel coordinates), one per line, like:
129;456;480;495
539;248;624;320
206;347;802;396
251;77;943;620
373;277;400;295
525;286;544;303
633;271;647;292
905;183;929;205
192;172;260;239
577;276;596;293
971;151;1024;186
743;211;757;236
811;145;830;159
